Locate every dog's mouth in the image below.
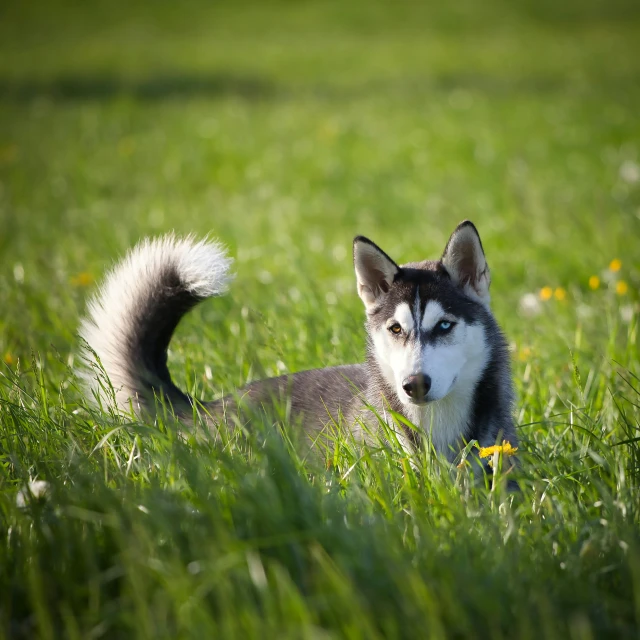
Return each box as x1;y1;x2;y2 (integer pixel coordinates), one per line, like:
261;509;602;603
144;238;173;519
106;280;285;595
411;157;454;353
405;396;432;406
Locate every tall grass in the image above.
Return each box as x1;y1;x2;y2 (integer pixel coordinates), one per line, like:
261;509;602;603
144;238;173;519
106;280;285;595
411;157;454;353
1;0;639;636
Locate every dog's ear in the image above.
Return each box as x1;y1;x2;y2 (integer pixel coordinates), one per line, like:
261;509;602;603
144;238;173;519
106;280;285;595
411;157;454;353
353;237;399;310
441;221;491;307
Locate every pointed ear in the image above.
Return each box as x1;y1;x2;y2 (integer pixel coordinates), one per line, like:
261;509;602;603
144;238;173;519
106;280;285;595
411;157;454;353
353;236;399;310
441;221;491;306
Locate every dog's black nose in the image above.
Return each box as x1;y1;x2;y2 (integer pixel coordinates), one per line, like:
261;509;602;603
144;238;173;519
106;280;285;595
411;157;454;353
402;374;431;400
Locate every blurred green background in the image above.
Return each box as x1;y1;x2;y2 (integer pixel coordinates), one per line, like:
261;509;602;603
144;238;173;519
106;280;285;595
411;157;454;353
1;2;640;637
1;0;639;395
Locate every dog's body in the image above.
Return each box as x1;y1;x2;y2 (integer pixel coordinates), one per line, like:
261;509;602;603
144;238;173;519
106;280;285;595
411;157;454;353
80;221;516;461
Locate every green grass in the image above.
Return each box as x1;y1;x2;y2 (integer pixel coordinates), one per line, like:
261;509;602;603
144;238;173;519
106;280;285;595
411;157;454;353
1;0;640;637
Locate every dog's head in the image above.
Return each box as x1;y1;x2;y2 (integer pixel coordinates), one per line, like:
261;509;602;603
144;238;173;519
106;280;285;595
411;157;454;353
354;221;492;406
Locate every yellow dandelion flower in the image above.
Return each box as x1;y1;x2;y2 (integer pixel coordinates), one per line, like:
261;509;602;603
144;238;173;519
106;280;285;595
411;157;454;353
554;287;567;301
616;280;629;296
478;445;499;458
478;440;518;459
539;286;553;301
71;272;94;287
3;352;15;365
588;276;600;290
518;346;532;362
609;259;622;272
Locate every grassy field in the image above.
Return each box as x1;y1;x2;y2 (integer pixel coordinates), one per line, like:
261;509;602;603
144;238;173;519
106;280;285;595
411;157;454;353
1;0;640;637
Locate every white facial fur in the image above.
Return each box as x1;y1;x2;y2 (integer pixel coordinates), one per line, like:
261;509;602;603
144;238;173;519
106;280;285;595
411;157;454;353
372;300;489;407
371;299;490;456
393;302;414;334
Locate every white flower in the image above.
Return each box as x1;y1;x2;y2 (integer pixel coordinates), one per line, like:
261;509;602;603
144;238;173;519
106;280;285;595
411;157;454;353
620;160;640;184
576;304;595;320
13;263;24;283
518;293;542;317
620;305;636;324
16;480;50;508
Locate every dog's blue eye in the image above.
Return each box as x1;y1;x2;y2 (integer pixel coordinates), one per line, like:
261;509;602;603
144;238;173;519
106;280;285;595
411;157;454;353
439;321;452;331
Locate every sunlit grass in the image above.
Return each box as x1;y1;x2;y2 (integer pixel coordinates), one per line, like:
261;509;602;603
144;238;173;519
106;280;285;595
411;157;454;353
0;0;639;637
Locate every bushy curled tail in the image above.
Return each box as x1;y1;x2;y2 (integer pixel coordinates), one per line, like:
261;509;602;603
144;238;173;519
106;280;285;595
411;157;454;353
79;234;233;415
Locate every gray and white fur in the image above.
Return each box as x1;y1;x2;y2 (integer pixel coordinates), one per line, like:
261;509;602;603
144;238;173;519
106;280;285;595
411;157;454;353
79;221;516;461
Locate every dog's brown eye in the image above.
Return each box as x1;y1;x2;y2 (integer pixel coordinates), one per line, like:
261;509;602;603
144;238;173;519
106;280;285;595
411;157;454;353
388;323;402;335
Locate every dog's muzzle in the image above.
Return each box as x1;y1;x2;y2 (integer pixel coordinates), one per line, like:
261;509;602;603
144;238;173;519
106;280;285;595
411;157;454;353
402;374;431;402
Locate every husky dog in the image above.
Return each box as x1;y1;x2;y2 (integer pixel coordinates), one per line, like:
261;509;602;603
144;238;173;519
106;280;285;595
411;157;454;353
80;221;516;461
